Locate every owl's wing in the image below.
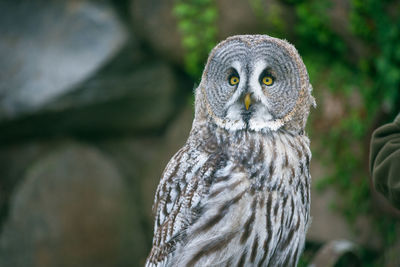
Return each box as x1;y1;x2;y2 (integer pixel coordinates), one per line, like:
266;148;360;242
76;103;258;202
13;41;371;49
146;145;221;266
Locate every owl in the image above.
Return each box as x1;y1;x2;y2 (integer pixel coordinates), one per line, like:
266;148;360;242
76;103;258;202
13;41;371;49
145;35;315;267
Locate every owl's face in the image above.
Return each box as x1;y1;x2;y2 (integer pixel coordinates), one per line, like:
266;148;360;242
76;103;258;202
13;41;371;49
197;35;313;132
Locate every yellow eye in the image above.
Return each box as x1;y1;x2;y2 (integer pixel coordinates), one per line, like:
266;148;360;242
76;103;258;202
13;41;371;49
262;76;274;86
229;76;240;85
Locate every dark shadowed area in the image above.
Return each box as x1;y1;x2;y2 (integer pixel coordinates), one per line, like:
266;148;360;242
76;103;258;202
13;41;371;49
0;0;399;266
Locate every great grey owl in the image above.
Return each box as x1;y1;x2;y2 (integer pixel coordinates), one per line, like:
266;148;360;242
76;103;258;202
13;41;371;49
146;34;315;267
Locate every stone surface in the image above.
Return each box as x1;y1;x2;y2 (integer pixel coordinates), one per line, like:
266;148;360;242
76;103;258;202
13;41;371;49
0;58;187;142
95;104;194;259
0;142;145;267
0;142;53;233
0;0;127;120
131;0;184;65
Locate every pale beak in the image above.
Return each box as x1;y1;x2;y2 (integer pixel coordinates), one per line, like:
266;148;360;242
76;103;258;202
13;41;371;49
244;93;251;110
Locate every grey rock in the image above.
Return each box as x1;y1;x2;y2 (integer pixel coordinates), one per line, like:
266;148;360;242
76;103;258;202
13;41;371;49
0;142;54;232
0;57;186;141
96;104;194;227
131;0;184;65
0;142;146;267
0;0;127;120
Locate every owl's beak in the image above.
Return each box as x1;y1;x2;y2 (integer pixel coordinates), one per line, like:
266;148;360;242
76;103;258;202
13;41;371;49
244;93;251;110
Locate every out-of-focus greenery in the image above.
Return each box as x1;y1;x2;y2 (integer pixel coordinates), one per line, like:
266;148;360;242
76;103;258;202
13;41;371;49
351;0;400;112
174;0;400;265
250;0;287;37
173;0;218;77
295;1;400;265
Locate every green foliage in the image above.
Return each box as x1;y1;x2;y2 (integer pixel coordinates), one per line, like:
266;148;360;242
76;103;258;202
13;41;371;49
304;54;373;222
173;0;218;78
249;0;286;38
295;0;346;56
296;0;400;265
350;0;400;114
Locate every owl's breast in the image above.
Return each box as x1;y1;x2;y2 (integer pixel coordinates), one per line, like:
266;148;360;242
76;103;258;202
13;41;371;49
171;130;311;266
172;161;310;266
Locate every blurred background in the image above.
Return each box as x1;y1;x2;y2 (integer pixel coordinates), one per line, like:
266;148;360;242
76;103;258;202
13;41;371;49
0;0;399;266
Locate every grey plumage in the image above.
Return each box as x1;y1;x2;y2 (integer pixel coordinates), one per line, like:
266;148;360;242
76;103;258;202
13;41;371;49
146;35;315;267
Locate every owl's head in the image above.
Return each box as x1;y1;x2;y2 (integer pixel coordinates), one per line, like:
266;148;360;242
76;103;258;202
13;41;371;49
194;35;315;133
